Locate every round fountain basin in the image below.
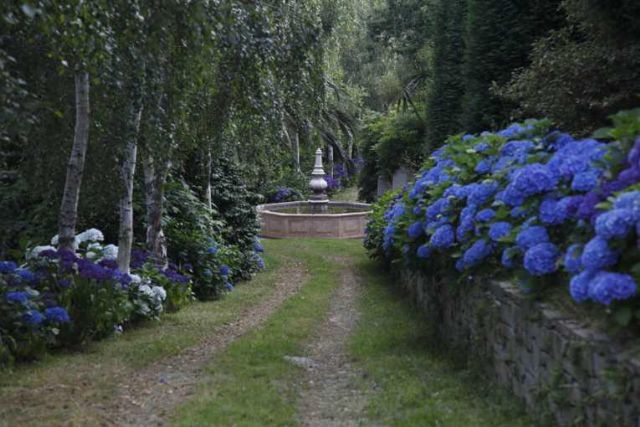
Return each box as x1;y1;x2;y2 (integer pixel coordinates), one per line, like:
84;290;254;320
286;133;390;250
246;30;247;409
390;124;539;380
257;201;372;239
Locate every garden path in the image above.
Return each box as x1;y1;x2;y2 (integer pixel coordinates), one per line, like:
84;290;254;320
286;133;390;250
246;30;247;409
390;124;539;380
296;259;371;426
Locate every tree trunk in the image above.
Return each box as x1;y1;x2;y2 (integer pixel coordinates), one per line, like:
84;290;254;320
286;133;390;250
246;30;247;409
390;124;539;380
292;129;301;174
143;155;170;266
58;71;90;250
204;145;212;210
116;102;143;273
327;145;334;178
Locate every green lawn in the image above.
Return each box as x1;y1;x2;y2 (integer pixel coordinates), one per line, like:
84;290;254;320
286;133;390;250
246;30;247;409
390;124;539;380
351;259;532;426
0;238;532;426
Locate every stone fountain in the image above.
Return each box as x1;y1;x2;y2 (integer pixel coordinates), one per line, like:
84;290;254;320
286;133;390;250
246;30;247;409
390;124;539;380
257;148;371;238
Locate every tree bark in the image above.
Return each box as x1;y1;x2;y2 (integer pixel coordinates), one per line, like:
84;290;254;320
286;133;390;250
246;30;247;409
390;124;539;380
292;129;301;174
204;145;212;210
58;71;90;250
327;145;334;178
116;101;143;273
143;154;170;266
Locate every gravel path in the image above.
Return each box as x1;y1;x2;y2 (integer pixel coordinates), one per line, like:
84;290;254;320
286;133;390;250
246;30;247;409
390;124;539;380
101;260;309;426
296;265;371;427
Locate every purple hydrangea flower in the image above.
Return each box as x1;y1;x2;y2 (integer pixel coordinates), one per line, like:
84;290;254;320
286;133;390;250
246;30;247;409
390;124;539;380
524;243;560;276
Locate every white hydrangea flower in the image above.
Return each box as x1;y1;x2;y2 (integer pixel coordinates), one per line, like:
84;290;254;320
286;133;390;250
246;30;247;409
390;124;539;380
87;242;102;251
152;285;167;302
50;234;79;249
129;274;142;284
138;284;154;298
27;245;56;259
76;228;104;244
102;244;118;260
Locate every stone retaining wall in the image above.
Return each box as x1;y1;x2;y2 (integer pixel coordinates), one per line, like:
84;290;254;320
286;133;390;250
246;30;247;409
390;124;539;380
399;268;640;426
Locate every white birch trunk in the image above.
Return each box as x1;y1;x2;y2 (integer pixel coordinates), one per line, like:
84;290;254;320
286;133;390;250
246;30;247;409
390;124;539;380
116;102;143;273
58;71;90;250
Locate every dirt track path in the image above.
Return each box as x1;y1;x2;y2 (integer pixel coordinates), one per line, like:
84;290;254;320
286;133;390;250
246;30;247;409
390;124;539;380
100;260;309;426
296;265;370;427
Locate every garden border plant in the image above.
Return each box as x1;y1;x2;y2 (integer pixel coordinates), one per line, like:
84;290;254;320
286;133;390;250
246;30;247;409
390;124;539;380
365;108;640;331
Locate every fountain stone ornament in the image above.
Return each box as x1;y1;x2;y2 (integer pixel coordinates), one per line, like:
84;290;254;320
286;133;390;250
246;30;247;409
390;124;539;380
256;148;371;238
309;148;330;213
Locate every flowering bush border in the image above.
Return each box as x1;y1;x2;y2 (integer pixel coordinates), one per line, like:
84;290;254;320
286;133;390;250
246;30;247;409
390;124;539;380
365;109;640;329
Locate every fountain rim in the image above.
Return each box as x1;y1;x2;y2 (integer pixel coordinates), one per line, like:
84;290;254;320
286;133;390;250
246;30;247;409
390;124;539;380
257;200;372;218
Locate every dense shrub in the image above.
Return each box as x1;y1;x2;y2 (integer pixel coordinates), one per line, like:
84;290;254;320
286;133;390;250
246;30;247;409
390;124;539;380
366;109;640;329
0;228;194;363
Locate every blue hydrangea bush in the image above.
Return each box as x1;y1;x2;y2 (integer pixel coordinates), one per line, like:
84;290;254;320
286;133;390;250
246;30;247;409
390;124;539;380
365;109;640;328
0;227;261;364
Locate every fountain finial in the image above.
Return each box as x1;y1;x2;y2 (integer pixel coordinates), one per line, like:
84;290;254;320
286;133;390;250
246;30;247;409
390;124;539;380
309;148;329;213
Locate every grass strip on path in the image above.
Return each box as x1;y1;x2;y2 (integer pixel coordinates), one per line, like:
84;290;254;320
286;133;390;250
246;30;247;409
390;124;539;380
0;246;291;426
170;238;363;427
350;259;533;427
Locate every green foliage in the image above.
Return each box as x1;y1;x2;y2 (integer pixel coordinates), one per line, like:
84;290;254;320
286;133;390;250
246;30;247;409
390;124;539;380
461;0;562;132
498;1;640;134
357;110;425;202
425;0;467;149
364;191;399;260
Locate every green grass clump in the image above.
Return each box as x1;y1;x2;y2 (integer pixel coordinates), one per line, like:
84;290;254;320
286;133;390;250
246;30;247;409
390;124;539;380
350;259;533;427
171;238;363;426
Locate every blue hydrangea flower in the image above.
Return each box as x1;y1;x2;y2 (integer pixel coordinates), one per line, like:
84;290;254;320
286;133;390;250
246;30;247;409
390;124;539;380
203;268;213;278
0;261;18;274
489;222;513;241
426;198;451;221
501;247;520;268
563;244;583;274
407;221;424;239
5;291;30;304
219;265;231;276
443;184;467;199
44;307;71;324
256;256;266;270
467;181;498;205
462;239;493;268
581;236;618;271
498;123;524;139
475;158;494;174
430;225;455;249
253;242;264;253
475;209;496;222
417;244;433;259
23;310;45;326
571;170;600;192
594;209;634;240
524;243;560;276
515;226;549;251
508;164;558;199
510;206;528;218
613;191;640;220
17;269;38;284
588;272;638;305
225;281;234;291
570;271;593;303
539;199;568;225
473;141;490;152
